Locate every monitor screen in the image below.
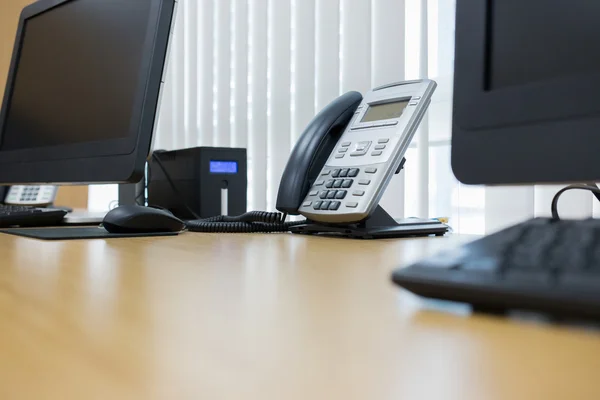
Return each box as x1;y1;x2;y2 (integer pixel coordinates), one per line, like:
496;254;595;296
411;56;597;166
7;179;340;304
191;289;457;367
487;0;600;90
2;0;152;151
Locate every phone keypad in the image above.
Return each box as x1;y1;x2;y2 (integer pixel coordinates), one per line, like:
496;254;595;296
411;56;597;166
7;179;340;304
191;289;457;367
305;165;381;215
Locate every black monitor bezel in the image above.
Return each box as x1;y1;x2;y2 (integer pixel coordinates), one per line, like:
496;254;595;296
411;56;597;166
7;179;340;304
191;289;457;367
0;0;175;184
451;0;600;185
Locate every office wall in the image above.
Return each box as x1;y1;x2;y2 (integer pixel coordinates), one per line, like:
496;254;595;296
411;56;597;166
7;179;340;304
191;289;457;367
0;0;88;209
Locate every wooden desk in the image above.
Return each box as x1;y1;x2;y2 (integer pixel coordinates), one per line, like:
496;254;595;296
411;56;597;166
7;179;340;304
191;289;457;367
0;233;599;400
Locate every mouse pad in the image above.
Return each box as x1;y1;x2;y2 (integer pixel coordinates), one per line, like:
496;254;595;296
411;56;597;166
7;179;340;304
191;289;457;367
0;227;180;241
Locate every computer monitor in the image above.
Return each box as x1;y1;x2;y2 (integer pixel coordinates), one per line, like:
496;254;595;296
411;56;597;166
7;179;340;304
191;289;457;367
0;0;176;185
451;0;600;185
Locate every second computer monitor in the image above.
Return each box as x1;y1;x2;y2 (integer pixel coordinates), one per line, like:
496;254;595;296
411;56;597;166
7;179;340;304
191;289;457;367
0;0;177;185
451;0;600;185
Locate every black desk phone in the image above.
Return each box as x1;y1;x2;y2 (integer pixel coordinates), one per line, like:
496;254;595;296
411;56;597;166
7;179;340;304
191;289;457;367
186;79;448;238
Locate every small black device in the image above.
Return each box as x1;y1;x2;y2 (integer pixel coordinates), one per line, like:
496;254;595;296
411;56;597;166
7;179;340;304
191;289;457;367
147;147;248;220
0;205;67;228
392;0;600;318
102;205;185;234
0;0;176;185
393;218;600;319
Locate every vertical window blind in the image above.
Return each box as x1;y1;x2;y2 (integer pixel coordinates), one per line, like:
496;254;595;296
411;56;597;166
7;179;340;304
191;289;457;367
88;0;600;234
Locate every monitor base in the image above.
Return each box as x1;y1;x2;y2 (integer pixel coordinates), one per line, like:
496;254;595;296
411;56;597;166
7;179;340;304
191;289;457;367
62;210;107;225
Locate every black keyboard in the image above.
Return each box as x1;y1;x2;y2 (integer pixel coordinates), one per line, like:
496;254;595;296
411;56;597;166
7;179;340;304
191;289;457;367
0;205;67;228
392;218;600;319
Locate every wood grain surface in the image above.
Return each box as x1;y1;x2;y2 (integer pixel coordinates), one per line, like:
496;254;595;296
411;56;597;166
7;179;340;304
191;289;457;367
0;232;598;400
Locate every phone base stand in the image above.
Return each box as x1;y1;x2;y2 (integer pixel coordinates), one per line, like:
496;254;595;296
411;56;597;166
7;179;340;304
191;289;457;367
289;206;449;239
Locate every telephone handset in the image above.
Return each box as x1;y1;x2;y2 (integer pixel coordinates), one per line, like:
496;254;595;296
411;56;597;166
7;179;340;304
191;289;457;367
187;79;444;236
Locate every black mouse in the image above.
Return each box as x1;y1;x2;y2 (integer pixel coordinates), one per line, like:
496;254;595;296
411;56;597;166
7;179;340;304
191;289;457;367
102;205;186;233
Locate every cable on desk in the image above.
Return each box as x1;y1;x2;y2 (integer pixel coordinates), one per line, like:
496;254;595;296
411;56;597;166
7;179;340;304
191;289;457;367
151;151;308;233
551;183;600;220
185;211;306;233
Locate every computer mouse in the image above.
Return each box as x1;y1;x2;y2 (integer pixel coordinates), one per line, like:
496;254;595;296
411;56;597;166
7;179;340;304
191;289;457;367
102;205;186;233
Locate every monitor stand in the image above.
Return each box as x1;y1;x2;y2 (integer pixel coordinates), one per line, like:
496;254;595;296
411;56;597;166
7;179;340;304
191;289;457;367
62;210;107;225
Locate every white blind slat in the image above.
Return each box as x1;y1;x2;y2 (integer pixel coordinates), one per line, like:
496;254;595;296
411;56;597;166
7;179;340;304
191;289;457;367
232;0;249;149
315;0;340;110
291;0;316;144
199;0;214;147
415;0;430;218
267;0;292;210
372;0;406;219
340;0;372;93
183;0;198;148
215;0;232;147
249;0;269;210
171;1;185;150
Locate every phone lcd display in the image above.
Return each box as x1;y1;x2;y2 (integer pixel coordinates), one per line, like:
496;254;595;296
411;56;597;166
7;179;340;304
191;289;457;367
361;100;409;122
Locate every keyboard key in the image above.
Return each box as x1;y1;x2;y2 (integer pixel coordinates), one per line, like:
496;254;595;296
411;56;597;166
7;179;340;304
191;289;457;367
348;168;359;177
335;191;347;199
342;179;353;188
339;169;349;177
329;201;341;211
327;191;337;199
313;201;322;210
302;201;312;207
341;142;351;147
560;273;600;294
333;180;343;188
320;201;331;210
353;190;365;196
325;180;334;188
365;167;377;174
319;191;328;199
371;151;383;156
346;202;358;208
332;169;341;177
359;179;371;185
378;138;389;144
